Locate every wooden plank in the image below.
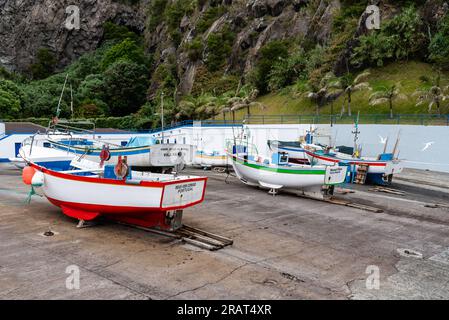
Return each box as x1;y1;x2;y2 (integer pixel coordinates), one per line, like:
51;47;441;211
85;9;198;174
370;187;405;196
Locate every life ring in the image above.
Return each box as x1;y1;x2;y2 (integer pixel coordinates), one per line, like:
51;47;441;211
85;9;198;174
114;156;129;180
100;146;111;167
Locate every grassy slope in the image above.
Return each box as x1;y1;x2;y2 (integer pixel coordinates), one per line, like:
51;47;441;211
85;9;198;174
233;61;449;121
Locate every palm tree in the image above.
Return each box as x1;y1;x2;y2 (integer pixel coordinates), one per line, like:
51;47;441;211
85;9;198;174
327;71;371;117
413;74;449;116
306;85;328;116
175;100;196;120
369;84;407;119
220;106;231;122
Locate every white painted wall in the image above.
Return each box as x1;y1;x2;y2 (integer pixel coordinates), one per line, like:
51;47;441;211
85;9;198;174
150;123;449;173
2;122;448;173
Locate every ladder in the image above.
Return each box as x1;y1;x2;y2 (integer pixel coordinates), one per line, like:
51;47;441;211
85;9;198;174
354;165;369;185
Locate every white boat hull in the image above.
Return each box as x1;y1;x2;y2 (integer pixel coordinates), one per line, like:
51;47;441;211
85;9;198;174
229;155;347;190
194;152;228;167
28;162;208;230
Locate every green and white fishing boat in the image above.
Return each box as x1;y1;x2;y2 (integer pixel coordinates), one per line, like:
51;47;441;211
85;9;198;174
226;136;348;197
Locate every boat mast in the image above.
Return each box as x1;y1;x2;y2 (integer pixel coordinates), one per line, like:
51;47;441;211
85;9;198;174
352;112;360;157
161;91;165;144
56;74;69;118
392;130;401;159
70;83;74;119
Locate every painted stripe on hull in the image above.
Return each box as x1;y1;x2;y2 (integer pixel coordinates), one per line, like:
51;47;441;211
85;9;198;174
233;157;325;175
51;141;152;156
47;196;168;215
305;150;387;167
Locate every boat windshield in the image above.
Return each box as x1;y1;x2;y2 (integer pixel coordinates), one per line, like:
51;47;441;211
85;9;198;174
126;136;157;147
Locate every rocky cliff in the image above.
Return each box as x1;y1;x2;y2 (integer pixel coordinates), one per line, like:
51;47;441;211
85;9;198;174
1;0;448;98
0;0;147;72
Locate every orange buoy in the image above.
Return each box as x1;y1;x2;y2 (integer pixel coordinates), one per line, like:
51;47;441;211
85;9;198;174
22;166;36;185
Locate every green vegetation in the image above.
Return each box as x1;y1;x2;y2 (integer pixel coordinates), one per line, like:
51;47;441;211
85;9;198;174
0;80;23;118
30;48;57;80
205;26;235;72
196;5;226;33
429;14;449;69
250;40;289;94
245;61;449;121
3;1;449;129
351;6;426;68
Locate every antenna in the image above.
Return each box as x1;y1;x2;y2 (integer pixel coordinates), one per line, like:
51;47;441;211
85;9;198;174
70;82;74;119
352;111;361;155
56;74;69;118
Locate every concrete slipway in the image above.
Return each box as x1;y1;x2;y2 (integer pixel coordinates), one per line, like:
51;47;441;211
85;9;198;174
1;164;449;300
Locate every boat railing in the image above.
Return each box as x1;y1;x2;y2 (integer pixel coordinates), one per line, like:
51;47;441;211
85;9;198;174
225;139;260;158
47;119;96;138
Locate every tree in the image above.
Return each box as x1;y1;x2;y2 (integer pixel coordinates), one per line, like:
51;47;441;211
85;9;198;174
369;84;407;118
102;61;149;116
413;74;448;116
76;74;106;103
30;48;57;80
327;71;371;116
351;6;426;68
306;73;340;116
429;14;449;69
0;80;23;118
101;38;147;70
307;87;328;116
251;40;289;94
220;106;231;122
205;27;235;72
267;50;307;91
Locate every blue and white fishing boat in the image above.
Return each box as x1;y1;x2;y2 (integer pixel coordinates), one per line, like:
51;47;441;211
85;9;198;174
47;135;156;168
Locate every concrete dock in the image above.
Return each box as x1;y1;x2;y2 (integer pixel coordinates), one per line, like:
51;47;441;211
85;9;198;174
1;164;449;300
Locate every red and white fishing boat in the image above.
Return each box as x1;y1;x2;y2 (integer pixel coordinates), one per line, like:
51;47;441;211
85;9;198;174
303;147;403;185
22;157;207;231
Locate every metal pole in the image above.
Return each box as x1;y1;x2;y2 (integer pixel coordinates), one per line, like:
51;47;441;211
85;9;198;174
70;83;74;119
161;92;165;144
56;74;69;118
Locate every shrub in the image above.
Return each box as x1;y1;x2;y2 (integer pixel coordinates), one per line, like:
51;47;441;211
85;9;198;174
103;21;142;44
351;6;426;68
251;40;289;94
187;37;204;61
429;14;449;69
102;60;149;116
101;38;147;70
30;48;57;80
196;5;226;34
268;50;307;91
205;27;235;72
147;0;168;31
0;79;23;118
